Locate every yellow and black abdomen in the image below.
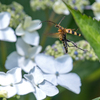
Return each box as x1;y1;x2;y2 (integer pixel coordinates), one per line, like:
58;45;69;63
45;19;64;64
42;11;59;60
65;29;81;36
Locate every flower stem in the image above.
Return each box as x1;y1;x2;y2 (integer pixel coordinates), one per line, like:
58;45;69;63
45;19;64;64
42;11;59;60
44;97;52;100
0;41;7;71
40;11;56;47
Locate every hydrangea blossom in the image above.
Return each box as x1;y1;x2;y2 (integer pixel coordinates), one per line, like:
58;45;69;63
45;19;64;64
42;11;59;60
35;53;81;94
24;66;59;100
53;0;70;15
0;12;16;42
15;16;42;45
53;0;89;15
0;68;22;98
92;0;100;20
5;38;42;73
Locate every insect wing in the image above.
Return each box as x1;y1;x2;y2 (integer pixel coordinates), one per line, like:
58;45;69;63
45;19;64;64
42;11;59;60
46;33;60;38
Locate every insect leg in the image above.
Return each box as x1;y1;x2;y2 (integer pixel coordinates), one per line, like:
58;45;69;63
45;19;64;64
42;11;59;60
62;39;68;53
67;39;87;52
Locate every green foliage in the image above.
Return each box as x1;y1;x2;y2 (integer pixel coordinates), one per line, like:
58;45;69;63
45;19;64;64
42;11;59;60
92;97;100;100
63;0;100;59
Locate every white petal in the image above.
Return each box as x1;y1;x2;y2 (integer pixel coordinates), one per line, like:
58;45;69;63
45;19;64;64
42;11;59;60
55;54;73;73
39;80;59;96
16;79;34;95
22;31;39;46
34;86;46;100
29;45;42;58
63;10;70;15
0;27;16;42
57;73;81;94
5;51;24;70
22;59;35;73
6;67;22;84
53;0;69;15
44;74;58;86
23;16;32;29
24;74;35;84
96;0;100;2
27;20;42;32
16;38;30;56
29;67;44;85
0;12;10;29
35;53;56;73
15;23;25;36
0;85;17;98
0;67;22;86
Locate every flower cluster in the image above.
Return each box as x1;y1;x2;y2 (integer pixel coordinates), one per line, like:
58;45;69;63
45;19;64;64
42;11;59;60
30;0;56;11
92;0;100;20
53;0;90;15
0;2;27;28
30;0;90;15
45;40;98;61
0;11;82;100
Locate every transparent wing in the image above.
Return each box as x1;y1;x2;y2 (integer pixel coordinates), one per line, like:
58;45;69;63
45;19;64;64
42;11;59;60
45;33;60;38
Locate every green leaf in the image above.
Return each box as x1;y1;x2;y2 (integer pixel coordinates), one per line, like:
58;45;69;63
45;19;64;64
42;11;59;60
92;97;100;100
63;0;100;59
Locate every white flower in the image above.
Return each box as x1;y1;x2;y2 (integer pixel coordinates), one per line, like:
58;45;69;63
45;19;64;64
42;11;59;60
5;38;42;73
92;0;100;18
53;0;69;15
15;16;42;45
0;67;22;98
0;12;16;42
35;53;81;94
94;16;100;21
16;79;35;95
24;66;59;100
96;0;100;2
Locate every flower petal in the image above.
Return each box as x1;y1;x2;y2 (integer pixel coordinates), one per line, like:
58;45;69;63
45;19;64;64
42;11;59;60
16;38;30;56
35;53;56;73
5;51;24;70
22;59;35;73
44;74;58;86
0;12;10;29
29;45;42;58
29;67;44;85
22;31;39;46
0;27;16;42
57;73;81;94
55;54;73;73
27;20;42;32
0;67;22;86
16;79;34;95
6;67;22;84
23;16;32;29
39;80;59;96
53;0;69;15
34;86;46;100
0;85;17;98
96;0;100;2
15;23;25;36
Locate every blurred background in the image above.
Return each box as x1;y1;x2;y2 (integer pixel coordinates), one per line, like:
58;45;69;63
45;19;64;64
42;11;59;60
0;0;100;100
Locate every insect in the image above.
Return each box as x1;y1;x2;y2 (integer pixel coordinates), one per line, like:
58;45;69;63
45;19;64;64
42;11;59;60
41;16;86;53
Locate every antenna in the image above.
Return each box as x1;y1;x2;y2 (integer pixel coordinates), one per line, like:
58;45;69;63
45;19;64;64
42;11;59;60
40;21;57;25
58;16;65;25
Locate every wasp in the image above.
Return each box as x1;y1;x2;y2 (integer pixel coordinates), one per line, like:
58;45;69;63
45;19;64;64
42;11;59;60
41;16;86;53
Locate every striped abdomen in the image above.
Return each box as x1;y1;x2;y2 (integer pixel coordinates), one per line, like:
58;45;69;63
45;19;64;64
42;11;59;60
65;29;81;36
62;39;68;53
